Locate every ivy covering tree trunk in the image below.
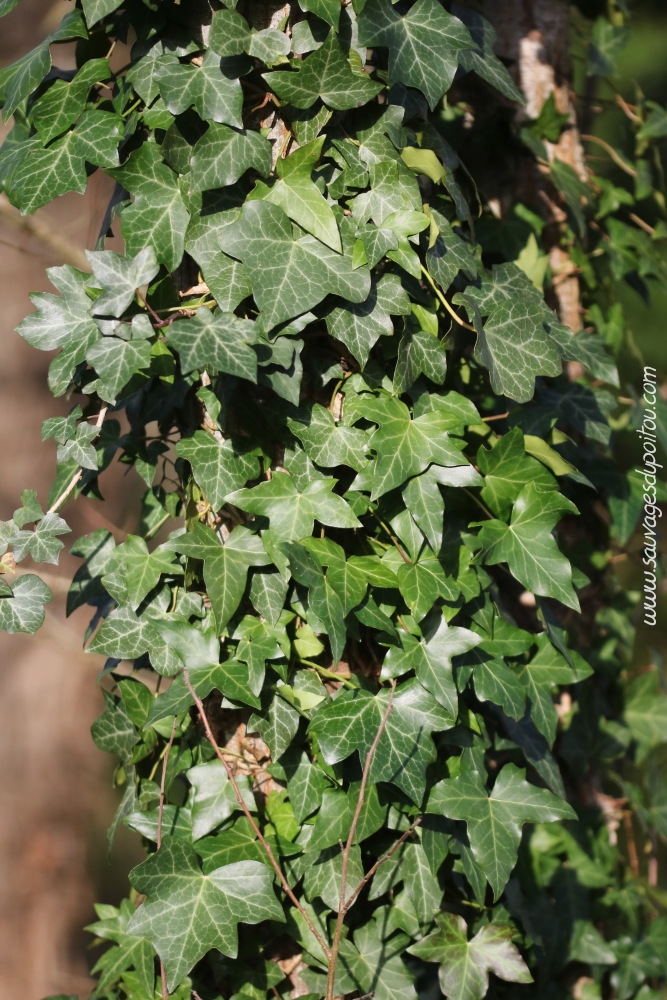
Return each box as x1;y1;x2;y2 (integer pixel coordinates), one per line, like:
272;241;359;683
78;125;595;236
0;1;666;999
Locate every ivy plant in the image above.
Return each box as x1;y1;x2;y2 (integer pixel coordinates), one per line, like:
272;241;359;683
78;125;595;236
1;2;666;1000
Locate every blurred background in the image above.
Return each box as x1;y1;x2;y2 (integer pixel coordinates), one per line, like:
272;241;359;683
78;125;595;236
0;0;665;997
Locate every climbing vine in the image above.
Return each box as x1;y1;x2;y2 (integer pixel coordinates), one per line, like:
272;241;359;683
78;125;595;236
0;1;666;1000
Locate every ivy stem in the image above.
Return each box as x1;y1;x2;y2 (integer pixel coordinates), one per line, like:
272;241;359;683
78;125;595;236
462;488;495;520
580;134;637;176
182;669;332;960
325;680;396;1000
420;265;476;332
156;717;177;1000
46;407;107;514
369;508;411;565
342;816;421;913
298;659;357;690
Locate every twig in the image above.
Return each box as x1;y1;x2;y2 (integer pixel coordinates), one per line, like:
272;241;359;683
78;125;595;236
157;717;178;1000
325;682;396;1000
420;265;476;332
481;412;509;422
580;134;637;177
369;508;411;565
46;408;107;514
342;817;422;912
0;193;91;271
462;488;494;520
298;659;356;690
182;669;331;959
623;809;640;877
629;213;655;235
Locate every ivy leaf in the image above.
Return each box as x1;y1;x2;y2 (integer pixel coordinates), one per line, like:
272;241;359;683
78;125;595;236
167;523;271;634
403;472;444;552
7;111;123;213
11;511;71;564
546;320;619;387
67;528;116;614
127;841;284;990
394;328;448;395
248;689;301;759
357;0;474;110
109;144;190;271
91;692;138;764
428;763;575;898
478;483;580;611
357;395;468;499
426;212;480;293
223;200;370;331
254;137;342;251
87;247;159;319
1;42;51;123
287;403;368;471
188;123;272;192
301;537;369;617
515;634;591;747
264;30;382;110
303;843;365;911
309;679;453;804
471;654;526;721
338;917;417;1000
326;273;411;367
396;555;458;623
86;335;152;404
477;427;555;522
187;760;256;841
31;58;109;143
91;934;155;996
155;50;244;127
175;432;260;511
104;536;178;610
166;309;258;381
283;542;347;662
452;5;525;104
282;748;331;824
184;208;252;313
409;912;533;1000
228;472;361;542
0;574;52;634
460;293;561;404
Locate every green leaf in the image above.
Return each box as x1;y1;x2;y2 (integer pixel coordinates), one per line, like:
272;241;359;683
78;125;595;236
282;748;331;823
92;934;154;996
248;689;301;759
228;472;360;542
188;760;255;841
264;29;382;110
409;912;533;1000
12;512;71;565
156;49;243;127
91;693;138;764
127;841;283;990
357;395;468;500
326;273;410;367
284;542;347;662
303;843;365;911
403;472;444;552
479;483;580;611
473;656;526;721
428;763;575;898
569;919;616;964
86;335;152;403
175;432;259;511
167;523;271;633
478;427;555;521
547;320;619;387
394;327;448;395
515;635;591;747
309;680;453;803
197;816;266;873
189;124;271;192
357;0;474;110
413;614;481;717
31;60;110;143
166;309;258;381
288;403;368;471
81;0;123;26
104;536;177;610
338;917;418;1000
0;573;52;634
624;671;667;762
87;247;159;319
223;200;370;332
2;42;51;123
452;5;525;104
109;144;190;271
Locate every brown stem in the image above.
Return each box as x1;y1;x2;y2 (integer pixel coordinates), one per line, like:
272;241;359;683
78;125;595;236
325;682;396;1000
46;408;108;514
420;265;476;332
462;488;495;521
580;134;637;177
342;817;422;913
157;717;177;1000
623;810;640;877
370;509;410;565
182;669;331;959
